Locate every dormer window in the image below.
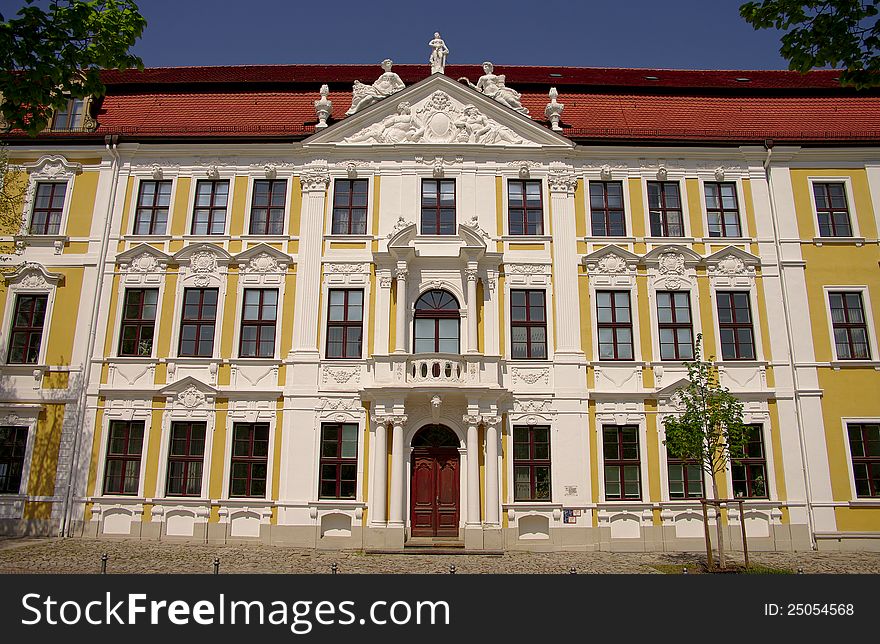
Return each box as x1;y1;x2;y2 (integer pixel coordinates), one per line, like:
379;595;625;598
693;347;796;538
51;98;85;130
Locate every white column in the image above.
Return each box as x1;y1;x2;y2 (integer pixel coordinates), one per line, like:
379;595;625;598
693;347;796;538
547;170;582;354
394;265;408;353
464;415;481;525
484;415;501;525
388;416;406;525
466;266;479;353
370;416;388;525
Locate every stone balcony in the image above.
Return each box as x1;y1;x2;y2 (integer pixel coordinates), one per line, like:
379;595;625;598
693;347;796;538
363;353;504;392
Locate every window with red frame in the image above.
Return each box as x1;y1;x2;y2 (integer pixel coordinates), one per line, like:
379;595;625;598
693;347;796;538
331;179;368;235
647;181;684;237
847;423;880;498
717;291;755;360
666;448;703;499
179;288;217;357
165;422;206;497
732;424;768;498
326;289;363;359
603;425;641;500
118;289;158;357
589;181;626;236
29;182;66;235
597;291;633;360
0;426;28;494
513;425;551;501
103;420;144;495
239;289;277;358
421;179;456;235
813;182;853;237
510;290;547;359
229;423;269;498
191;180;229;235
829;292;871;360
413;290;460;354
704;181;742;237
133;180;172;235
319;423;358;499
7;294;47;364
657;291;694;361
508;180;543;235
249;179;286;235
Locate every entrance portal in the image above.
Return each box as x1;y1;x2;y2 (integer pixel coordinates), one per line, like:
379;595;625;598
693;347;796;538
410;425;460;537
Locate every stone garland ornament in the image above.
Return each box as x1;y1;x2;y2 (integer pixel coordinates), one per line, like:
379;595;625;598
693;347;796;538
345;59;405;116
596;253;628;274
188;250;219;286
715;254;747;275
241;252;280;274
459;62;529;115
177;386;206;409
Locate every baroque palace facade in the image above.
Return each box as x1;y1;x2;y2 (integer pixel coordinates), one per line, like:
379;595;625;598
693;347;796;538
1;47;879;552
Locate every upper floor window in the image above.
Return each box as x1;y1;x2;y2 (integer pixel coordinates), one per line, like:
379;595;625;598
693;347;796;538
229;422;269;498
29;182;66;235
421;179;456;235
508;179;543;235
331;179;368;235
7;294;48;364
830;291;870;360
704;181;741;237
647;181;684;237
732;424;767;498
513;425;551;501
597;291;633;360
133;180;172;235
249;179;286;235
603;425;641;500
191;180;228;235
51;98;84;130
510;290;547;359
717;291;755;360
165;422;206;497
657;291;694;361
589;181;626;236
179;288;217;358
847;423;880;498
319;423;358;499
0;426;28;494
813;182;852;237
119;289;157;357
239;289;277;358
326;289;363;359
102;420;144;495
413;289;459;354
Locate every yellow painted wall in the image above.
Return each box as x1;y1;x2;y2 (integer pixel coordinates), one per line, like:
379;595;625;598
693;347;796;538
169;177;191;236
790;168;878;240
27;404;66;496
67;171;100;237
209;399;228;501
45;267;84;365
628;178;646;241
142;399;166;501
219;269;240;362
118;176;135;235
289;177;303;237
685;178;705;239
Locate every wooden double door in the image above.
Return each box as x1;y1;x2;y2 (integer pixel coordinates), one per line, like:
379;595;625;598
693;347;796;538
410;447;460;537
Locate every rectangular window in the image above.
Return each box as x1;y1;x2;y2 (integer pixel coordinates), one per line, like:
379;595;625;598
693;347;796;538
717;291;755;360
51;98;84;130
421;179;456;235
510;290;547;359
165;422;206;497
705;181;741;237
603;425;641;500
118;289;158;357
597;291;633;360
249;179;286;235
589;181;626;236
830;292;871;360
239;289;277;358
319;423;358;499
648;181;684;237
133;180;172;235
657;291;694;361
0;426;28;494
732;425;768;498
513;425;551;501
29;182;66;235
847;423;880;498
178;288;218;357
191;180;229;235
508;180;543;235
667;449;704;499
7;294;48;364
102;420;144;495
229;422;269;498
813;182;852;237
326;289;363;359
331;179;368;235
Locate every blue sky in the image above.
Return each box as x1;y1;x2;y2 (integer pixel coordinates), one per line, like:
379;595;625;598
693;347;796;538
1;0;790;69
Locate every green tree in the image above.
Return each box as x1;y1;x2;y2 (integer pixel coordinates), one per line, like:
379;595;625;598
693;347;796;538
0;0;146;135
662;335;748;570
740;0;879;88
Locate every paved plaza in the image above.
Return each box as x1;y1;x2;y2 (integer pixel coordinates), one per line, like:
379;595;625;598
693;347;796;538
0;538;878;574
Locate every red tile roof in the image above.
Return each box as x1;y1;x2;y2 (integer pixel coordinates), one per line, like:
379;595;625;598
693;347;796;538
9;64;880;144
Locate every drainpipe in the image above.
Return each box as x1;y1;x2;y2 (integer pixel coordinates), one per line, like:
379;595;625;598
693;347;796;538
762;140;818;550
59;134;120;537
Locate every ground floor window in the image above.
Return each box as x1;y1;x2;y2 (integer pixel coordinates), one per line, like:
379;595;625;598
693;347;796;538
513;425;551;501
603;425;641;500
166;422;206;497
847;423;880;498
0;426;28;494
103;420;144;495
319;423;358;499
731;424;768;498
229;423;269;498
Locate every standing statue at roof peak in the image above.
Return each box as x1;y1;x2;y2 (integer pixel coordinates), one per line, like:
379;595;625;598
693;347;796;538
429;32;449;74
345;59;406;116
458;61;529;115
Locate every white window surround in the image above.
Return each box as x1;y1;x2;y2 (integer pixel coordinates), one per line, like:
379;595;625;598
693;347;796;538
183;170;237;238
111;247;170;360
593;409;650;504
722;418;778;502
822;285;878;363
656;417;711;503
220;401;277;502
839;417;880;503
0;263;63;366
806;175;863;241
502;265;554;362
504;417;557;506
708;286;767;364
0;404;41;500
20;155;82;240
125;173;178;238
92;401;153;500
639;174;693;241
312;409;368;504
500;173;550;239
319;263;371;361
325;174;375;239
230;245;291;361
694;176;752;241
242;173;293;238
584;175;634;240
646;282;703;366
589;284;642;364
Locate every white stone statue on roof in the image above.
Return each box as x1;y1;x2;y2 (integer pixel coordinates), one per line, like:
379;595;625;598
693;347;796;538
459;61;529;115
345;59;406;116
429;32;449;74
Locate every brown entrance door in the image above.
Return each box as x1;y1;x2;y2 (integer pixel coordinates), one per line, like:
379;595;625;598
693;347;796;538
411;448;460;537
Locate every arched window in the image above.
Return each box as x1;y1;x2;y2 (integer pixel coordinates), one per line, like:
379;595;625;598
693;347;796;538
413;289;460;353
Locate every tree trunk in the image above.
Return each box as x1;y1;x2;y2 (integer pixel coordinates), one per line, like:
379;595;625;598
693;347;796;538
711;474;726;569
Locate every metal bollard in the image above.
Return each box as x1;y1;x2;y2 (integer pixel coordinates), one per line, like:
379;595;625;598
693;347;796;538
100;553;108;575
569;567;576;575
448;564;456;575
797;567;804;575
682;567;688;575
331;562;338;575
213;558;220;575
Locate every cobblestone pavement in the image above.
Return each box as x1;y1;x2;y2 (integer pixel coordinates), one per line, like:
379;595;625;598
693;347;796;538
1;538;879;574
